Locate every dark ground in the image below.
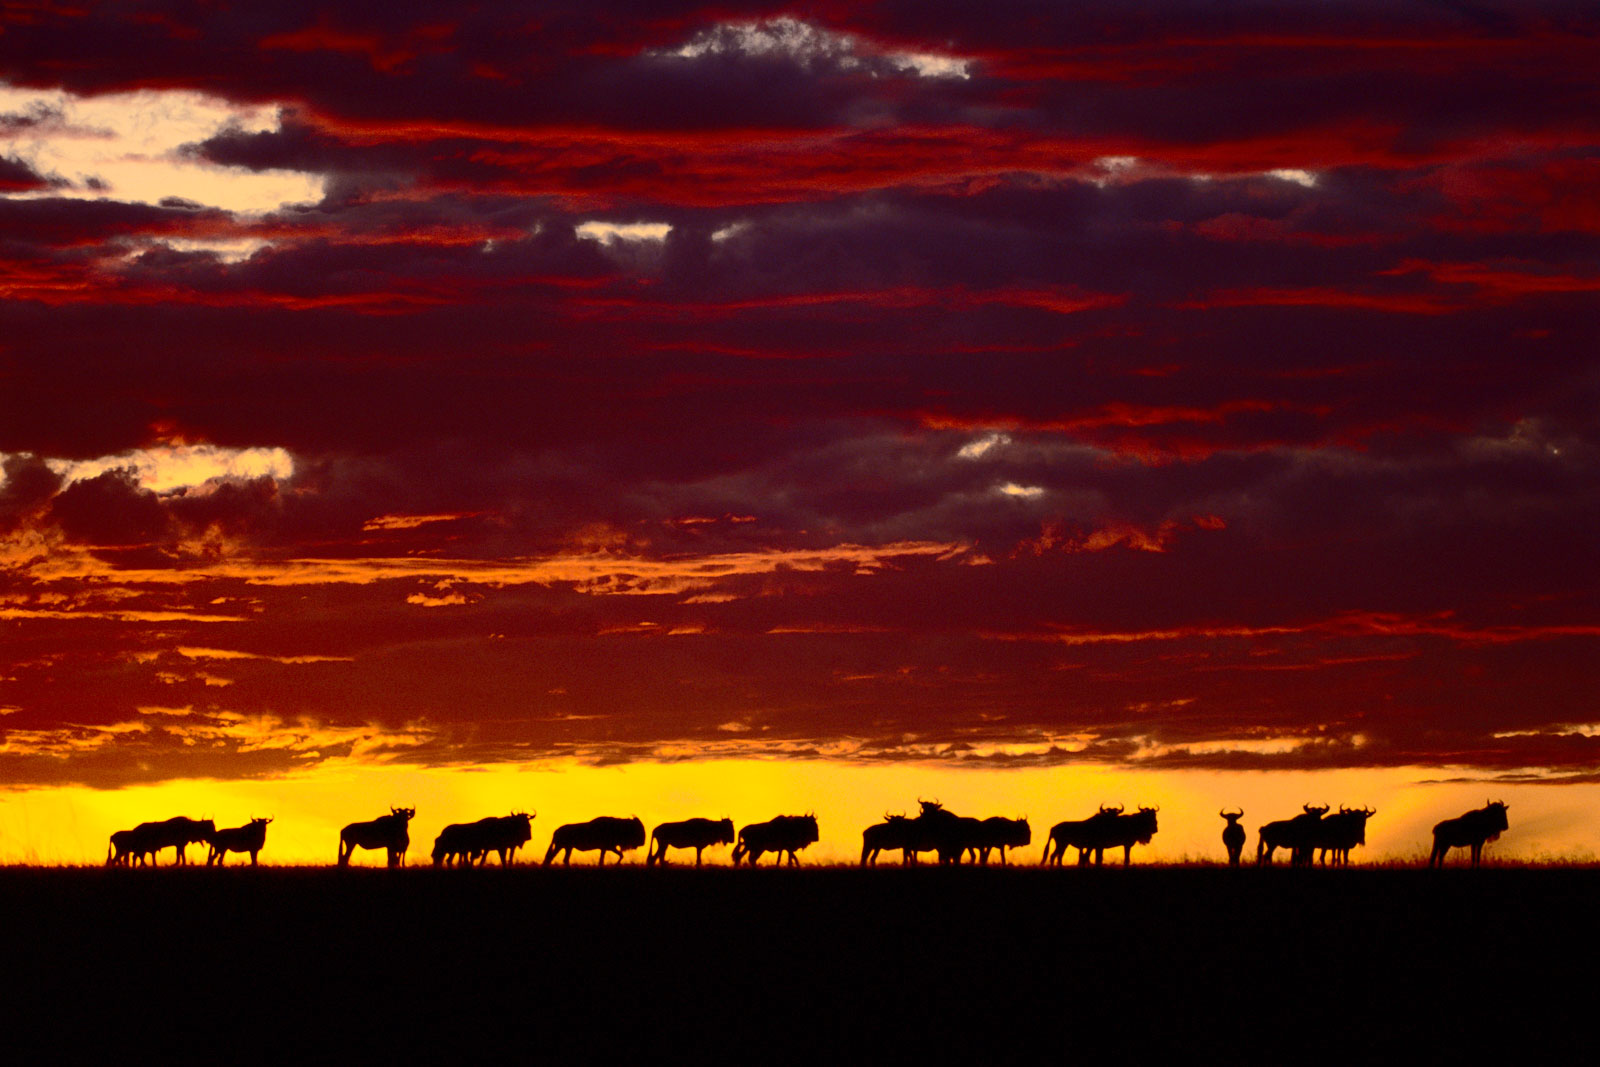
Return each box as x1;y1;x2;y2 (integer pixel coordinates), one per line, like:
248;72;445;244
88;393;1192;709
4;865;1593;1059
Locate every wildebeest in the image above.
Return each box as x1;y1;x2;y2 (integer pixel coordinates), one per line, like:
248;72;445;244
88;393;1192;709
898;801;957;864
973;817;1031;865
1256;804;1329;866
1220;810;1247;867
731;814;819;866
647;817;735;866
940;815;986;864
432;812;537;867
1312;806;1376;866
543;816;646;865
1080;806;1159;866
107;817;216;867
106;829;141;867
1041;806;1122;866
903;799;979;864
861;813;917;865
339;807;415;867
1429;801;1509;867
206;817;273;866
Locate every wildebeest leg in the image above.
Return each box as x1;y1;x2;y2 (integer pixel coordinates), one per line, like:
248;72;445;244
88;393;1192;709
1123;845;1132;866
695;847;704;866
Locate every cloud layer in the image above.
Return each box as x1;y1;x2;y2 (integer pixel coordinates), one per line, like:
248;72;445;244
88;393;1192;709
1;2;1597;787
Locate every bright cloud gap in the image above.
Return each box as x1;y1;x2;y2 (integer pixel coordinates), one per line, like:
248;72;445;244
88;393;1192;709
42;444;295;492
661;17;970;80
0;82;324;212
576;221;672;245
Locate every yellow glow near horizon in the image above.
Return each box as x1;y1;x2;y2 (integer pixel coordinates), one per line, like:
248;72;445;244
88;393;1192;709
1;759;1595;868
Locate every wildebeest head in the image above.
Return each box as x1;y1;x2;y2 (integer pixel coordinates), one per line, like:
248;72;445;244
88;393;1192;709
1484;800;1509;838
792;814;820;845
1133;806;1159;841
1302;804;1330;817
391;807;416;823
508;811;536;843
717;817;735;845
1220;809;1244;823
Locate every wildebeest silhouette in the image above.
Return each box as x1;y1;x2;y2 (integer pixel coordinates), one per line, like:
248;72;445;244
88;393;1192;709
107;817;216;866
1080;806;1158;866
543;816;646;865
339;807;415;867
1429;801;1509;868
647;818;735;866
1041;806;1122;866
206;817;272;866
1312;806;1375;866
973;816;1031;865
1256;804;1329;866
106;829;141;867
1219;810;1247;867
898;800;956;864
904;799;976;864
860;813;919;865
732;814;819;866
433;812;537;867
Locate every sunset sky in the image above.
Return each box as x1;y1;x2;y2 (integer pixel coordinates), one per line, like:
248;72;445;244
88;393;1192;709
1;2;1597;864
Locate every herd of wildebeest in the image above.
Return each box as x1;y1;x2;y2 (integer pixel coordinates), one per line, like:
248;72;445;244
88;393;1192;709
99;798;1515;870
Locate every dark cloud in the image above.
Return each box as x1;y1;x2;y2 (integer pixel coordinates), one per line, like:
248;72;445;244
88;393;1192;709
0;154;58;192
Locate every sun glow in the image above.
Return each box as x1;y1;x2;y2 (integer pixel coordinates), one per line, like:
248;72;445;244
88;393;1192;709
2;760;1592;868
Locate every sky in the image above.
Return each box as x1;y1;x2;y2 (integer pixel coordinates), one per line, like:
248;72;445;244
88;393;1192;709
1;2;1597;864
